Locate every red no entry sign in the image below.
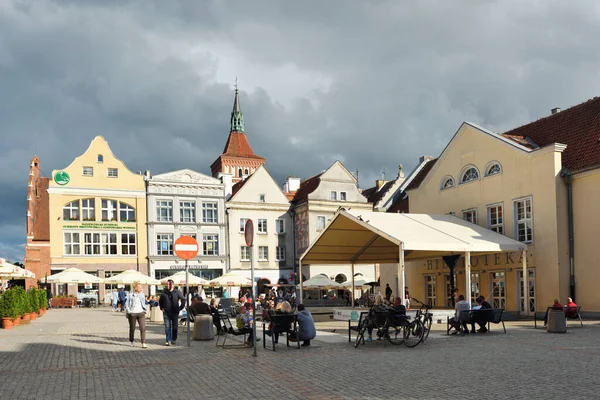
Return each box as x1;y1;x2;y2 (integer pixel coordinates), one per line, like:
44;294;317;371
244;219;254;247
174;235;199;260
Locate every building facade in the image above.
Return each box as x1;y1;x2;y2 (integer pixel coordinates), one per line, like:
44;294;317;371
226;166;295;297
47;136;148;298
146;169;227;295
293;161;375;285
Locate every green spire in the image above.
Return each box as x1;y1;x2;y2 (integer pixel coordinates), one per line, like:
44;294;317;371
230;88;245;132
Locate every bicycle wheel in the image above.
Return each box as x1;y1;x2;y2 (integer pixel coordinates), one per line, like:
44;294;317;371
421;314;433;343
386;323;404;345
403;319;425;348
354;319;368;348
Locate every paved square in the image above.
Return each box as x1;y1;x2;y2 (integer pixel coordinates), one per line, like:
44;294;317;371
1;308;599;399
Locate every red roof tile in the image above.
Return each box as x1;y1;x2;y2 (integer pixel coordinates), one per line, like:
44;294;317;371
292;174;322;204
501;97;600;172
230;177;250;198
405;159;438;191
222;131;265;160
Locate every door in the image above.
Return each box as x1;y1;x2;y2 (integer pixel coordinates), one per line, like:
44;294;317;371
470;272;480;305
518;269;535;313
444;273;457;307
490;271;506;309
425;275;436;307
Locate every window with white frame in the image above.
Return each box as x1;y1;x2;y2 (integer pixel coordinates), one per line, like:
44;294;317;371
101;233;118;255
240;246;250;261
119;202;135;222
514;197;533;243
107;168;118;178
121;233;136;255
317;216;326;231
202;202;218;223
276;246;286;261
156;200;173;222
460;166;479;183
63;200;80;221
462;208;477;224
239;218;249;233
259;194;265;202
487;204;504;234
81;199;95;221
203;234;219;256
258;246;269;261
63;232;80;255
340;191;347;201
180;201;196;223
82;167;93;177
156;234;173;255
330;191;337;201
258;219;267;234
84;233;101;255
275;219;285;234
441;177;455;190
101;199;117;221
485;162;502;177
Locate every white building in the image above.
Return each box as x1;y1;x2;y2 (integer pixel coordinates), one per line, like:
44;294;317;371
226;165;295;297
292;161;375;286
146;169;227;295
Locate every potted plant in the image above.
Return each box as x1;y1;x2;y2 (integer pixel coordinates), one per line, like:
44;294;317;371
15;287;32;324
28;288;39;320
38;289;48;314
0;290;17;329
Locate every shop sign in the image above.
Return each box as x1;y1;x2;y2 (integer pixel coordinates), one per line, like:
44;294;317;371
425;251;532;270
54;171;70;185
169;265;209;270
63;222;136;230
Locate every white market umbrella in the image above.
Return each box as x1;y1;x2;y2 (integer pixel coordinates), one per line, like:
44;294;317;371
104;269;161;285
209;272;252;287
342;277;371;290
0;258;35;279
161;271;208;286
298;275;344;290
45;267;104;284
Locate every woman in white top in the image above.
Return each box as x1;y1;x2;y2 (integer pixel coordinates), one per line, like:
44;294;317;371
126;282;148;348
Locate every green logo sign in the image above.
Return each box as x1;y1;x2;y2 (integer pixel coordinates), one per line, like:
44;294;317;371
54;171;70;185
350;311;359;321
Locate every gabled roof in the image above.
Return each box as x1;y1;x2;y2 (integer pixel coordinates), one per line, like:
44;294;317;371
221;131;265;160
228;165;290;204
292;173;322;204
501;97;600;172
230;178;249;198
387;196;408;213
405;159;438;191
362;181;395;204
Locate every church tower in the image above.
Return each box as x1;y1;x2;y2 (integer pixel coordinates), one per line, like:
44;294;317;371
211;87;266;182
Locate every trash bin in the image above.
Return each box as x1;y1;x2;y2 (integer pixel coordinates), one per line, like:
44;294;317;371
150;307;164;324
193;315;215;340
546;309;567;333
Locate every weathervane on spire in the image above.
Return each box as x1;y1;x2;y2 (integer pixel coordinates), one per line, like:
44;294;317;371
234;76;239;92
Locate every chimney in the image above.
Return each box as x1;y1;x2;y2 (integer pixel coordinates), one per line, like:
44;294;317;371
375;180;387;189
143;170;151;181
551;107;561;115
419;155;434;163
219;173;233;199
283;176;301;193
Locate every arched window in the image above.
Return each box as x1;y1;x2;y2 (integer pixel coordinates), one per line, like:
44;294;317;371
460;166;480;184
244;168;249;175
119;202;136;222
63;200;80;221
485;162;502;177
97;154;104;163
440;176;455;190
238;168;242;177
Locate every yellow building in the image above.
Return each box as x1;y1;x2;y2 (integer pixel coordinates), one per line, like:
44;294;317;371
389;99;600;314
47;136;147;299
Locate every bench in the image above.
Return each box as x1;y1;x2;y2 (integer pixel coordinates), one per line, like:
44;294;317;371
262;312;300;351
348;311;369;343
534;306;583;329
446;308;506;335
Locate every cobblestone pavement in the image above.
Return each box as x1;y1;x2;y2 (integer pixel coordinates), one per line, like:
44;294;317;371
1;308;600;400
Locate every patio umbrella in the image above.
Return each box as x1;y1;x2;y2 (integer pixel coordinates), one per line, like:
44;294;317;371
160;271;208;286
45;268;104;284
208;272;252;287
298;275;344;289
104;269;162;285
341;277;371;289
0;258;36;279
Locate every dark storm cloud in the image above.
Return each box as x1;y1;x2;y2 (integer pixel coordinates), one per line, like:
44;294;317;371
2;0;600;262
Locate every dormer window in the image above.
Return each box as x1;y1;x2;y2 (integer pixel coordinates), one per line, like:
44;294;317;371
440;176;454;190
97;154;104;163
485;162;502;177
460;166;480;184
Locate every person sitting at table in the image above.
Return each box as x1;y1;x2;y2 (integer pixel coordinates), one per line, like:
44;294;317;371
448;294;471;335
209;298;223;334
190;296;210;315
564;297;578;318
236;305;254;345
271;301;292;344
296;303;316;347
543;298;564;326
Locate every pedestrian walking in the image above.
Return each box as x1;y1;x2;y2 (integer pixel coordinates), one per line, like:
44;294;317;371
158;279;185;346
126;282;147;348
111;289;118;312
118;287;127;312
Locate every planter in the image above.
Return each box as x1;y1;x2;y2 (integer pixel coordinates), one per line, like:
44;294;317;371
53;298;77;308
22;313;31;321
13;317;21;326
30;312;37;321
1;317;13;330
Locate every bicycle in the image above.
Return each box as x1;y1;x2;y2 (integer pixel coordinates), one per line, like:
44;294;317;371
354;307;425;348
411;297;433;344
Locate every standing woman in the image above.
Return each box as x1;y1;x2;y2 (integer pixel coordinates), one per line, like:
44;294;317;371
126;282;148;348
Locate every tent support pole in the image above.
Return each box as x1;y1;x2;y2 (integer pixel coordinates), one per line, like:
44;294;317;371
522;249;528;316
299;261;303;302
351;263;355;307
398;246;405;306
465;251;471;307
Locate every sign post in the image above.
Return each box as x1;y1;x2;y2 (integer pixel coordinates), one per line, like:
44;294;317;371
244;219;256;357
174;235;199;347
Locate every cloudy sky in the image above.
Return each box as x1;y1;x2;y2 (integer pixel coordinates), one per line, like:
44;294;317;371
2;0;600;262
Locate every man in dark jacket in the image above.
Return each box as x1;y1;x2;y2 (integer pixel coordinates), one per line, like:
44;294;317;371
385;284;392;302
471;296;492;333
159;279;185;346
118;288;127;312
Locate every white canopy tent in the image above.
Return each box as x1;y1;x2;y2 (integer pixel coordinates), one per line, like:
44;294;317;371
0;258;35;279
299;210;528;312
161;271;209;286
45;268;104;284
104;270;162;286
297;274;344;290
208;272;252;288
